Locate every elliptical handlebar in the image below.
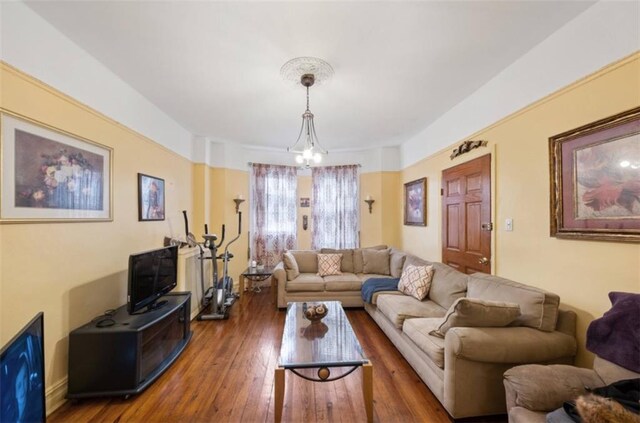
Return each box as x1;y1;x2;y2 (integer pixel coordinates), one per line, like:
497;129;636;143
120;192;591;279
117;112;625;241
216;225;226;249
224;212;242;256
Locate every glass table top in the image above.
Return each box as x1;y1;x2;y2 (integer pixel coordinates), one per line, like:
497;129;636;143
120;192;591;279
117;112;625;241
278;301;368;369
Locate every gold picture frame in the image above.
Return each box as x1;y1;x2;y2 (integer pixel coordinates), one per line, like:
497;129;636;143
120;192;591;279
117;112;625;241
549;107;640;242
0;110;113;223
404;177;427;226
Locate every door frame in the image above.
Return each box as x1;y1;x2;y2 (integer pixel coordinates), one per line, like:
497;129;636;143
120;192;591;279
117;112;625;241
440;147;496;274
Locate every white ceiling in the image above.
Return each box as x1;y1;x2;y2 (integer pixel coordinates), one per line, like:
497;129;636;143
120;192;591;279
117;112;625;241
26;1;595;152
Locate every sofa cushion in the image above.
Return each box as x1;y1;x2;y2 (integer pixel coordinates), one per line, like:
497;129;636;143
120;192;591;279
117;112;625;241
324;274;362;291
389;248;407;278
317;253;342;276
283;251;300;281
357;273;392;282
362;248;391;275
431;297;521;338
428;262;469;310
467;273;560;332
321;248;354;273
290;250;318;273
353;245;388;273
398;264;434;300
403;318;445;368
376;295;446;328
371;290;403;305
286;274;325;292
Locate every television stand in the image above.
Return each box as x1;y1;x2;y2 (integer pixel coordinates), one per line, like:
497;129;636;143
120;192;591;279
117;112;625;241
146;299;168;312
67;292;192;399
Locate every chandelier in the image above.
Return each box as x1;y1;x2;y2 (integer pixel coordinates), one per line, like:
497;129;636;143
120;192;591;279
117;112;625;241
281;57;333;167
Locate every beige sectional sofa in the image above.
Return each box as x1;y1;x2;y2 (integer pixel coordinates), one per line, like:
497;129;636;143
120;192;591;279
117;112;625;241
273;247;578;419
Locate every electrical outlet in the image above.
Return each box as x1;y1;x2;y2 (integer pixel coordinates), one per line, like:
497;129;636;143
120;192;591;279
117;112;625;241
505;218;513;232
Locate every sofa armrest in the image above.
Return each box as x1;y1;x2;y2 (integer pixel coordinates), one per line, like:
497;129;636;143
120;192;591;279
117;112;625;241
504;364;604;412
445;326;577;364
274;262;287;308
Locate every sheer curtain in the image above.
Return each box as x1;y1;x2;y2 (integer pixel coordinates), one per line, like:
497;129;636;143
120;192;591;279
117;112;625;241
250;163;297;267
311;165;359;249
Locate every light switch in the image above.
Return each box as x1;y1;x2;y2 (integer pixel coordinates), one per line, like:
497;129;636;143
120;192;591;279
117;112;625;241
505;218;513;232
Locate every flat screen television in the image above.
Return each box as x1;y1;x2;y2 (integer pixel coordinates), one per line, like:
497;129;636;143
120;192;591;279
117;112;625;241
128;245;178;314
0;312;45;423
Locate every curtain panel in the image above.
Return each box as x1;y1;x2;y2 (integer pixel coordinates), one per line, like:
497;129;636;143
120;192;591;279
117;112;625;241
250;163;298;267
311;165;359;249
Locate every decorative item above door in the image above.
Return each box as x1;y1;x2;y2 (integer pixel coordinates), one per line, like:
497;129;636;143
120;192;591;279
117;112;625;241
450;140;488;160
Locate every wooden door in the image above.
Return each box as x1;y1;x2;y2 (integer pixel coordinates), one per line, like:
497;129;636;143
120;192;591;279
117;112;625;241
442;154;491;274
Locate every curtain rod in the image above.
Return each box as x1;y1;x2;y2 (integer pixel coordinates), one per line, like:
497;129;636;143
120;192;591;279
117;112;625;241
247;162;362;167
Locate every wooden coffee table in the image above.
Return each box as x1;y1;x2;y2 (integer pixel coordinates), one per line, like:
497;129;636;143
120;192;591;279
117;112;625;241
275;301;373;422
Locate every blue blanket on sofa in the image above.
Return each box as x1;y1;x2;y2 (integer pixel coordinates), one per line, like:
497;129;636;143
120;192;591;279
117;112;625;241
361;278;400;303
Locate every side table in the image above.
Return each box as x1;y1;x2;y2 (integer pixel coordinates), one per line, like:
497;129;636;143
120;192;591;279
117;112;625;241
241;266;275;302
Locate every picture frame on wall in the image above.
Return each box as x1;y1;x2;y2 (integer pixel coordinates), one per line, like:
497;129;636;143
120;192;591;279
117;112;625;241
0;111;113;223
138;173;165;221
549;106;640;242
404;177;427;226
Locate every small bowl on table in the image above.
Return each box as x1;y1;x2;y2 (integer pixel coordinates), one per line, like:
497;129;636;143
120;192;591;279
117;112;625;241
303;303;328;323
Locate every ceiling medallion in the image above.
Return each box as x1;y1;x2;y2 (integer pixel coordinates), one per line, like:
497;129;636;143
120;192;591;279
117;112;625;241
282;57;332;167
280;57;334;87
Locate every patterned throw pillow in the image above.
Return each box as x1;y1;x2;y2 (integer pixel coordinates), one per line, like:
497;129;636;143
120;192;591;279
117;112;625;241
317;254;343;276
398;264;434;300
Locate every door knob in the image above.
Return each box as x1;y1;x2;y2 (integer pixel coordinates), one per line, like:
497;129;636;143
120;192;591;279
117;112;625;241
478;257;489;265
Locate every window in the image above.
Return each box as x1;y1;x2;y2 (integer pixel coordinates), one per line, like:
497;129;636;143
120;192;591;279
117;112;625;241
249;164;297;266
311;165;359;249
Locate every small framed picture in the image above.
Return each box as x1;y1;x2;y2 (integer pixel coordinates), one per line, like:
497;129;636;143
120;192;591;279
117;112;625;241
300;197;310;208
0;111;112;223
404;177;427;226
549;107;640;242
138;173;165;221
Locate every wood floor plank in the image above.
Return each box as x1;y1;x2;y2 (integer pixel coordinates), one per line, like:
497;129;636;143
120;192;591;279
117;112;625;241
49;289;507;423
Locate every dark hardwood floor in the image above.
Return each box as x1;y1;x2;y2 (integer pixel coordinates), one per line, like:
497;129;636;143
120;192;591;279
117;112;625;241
50;289;507;423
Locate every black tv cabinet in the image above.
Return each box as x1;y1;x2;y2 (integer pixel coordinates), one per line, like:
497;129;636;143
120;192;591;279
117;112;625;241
67;292;192;399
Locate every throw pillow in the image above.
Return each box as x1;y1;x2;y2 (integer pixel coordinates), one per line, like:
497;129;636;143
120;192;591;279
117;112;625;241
398;264;434;300
430;297;521;338
320;248;354;273
389;248;407;278
353;245;388;273
317;253;343;276
362;249;391;275
283;251;300;281
290;250;319;273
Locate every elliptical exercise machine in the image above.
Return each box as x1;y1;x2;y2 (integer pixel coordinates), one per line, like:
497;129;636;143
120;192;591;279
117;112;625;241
197;212;242;320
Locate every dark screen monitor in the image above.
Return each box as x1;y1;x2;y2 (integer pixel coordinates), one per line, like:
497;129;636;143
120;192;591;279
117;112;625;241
0;312;45;423
127;245;178;314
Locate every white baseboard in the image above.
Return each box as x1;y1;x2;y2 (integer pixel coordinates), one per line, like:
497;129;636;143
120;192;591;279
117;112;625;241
46;376;68;416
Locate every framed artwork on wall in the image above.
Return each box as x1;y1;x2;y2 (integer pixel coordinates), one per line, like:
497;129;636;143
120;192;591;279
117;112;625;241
138;173;165;221
549;106;640;242
0;111;113;223
404;177;427;226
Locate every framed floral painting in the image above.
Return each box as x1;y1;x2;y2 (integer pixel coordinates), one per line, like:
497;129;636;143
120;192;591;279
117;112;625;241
404;177;427;226
549;107;640;242
138;173;165;221
0;111;112;223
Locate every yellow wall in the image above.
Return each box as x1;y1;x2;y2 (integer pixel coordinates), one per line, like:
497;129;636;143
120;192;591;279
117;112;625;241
401;53;640;367
360;172;402;248
0;63;193;407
